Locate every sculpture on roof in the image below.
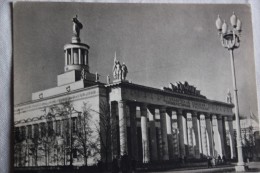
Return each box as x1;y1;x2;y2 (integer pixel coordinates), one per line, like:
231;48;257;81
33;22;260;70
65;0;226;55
227;89;232;103
72;15;83;38
112;52;128;80
121;62;128;80
163;81;205;98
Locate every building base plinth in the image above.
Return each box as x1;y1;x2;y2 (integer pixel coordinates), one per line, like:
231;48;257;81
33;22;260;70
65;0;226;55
235;164;248;172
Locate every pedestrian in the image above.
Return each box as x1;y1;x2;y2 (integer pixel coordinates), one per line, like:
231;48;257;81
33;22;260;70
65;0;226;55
222;155;226;164
207;157;212;168
217;155;221;165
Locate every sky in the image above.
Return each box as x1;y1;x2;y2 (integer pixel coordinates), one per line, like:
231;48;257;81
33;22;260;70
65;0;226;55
13;2;258;118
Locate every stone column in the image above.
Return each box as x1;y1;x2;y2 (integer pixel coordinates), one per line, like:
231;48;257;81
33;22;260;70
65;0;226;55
166;109;174;159
129;104;138;160
197;114;203;157
159;107;169;160
217;116;226;157
71;48;74;64
191;111;200;159
31;124;34;139
186;113;193;157
177;109;187;158
118;100;127;155
200;114;208;157
78;49;82;64
212;115;222;157
226;116;236;159
68;52;71;65
140;104;150;163
148;107;158;161
84;51;87;65
65;50;68;65
53;120;56;137
205;114;213;157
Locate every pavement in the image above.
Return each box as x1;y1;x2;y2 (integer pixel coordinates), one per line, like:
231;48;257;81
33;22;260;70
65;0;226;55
147;162;260;173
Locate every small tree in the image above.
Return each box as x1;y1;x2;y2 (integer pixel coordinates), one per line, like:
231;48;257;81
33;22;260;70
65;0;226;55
73;102;97;166
37;115;56;166
94;100;111;169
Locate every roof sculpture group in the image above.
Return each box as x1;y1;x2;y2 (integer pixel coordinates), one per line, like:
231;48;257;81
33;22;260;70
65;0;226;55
163;81;206;98
112;53;128;80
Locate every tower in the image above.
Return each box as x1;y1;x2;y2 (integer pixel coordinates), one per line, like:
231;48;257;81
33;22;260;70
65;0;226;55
64;15;89;73
57;15;96;87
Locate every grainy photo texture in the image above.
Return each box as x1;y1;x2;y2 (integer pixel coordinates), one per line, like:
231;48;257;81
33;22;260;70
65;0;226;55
13;2;259;173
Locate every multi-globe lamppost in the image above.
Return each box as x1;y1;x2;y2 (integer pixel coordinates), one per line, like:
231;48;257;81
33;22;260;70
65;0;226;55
215;12;246;171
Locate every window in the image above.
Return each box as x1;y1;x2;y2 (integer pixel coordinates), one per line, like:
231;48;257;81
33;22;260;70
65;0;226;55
47;121;53;136
27;125;32;139
40;122;46;137
33;124;39;139
56;120;61;136
72;117;77;133
21;126;26;140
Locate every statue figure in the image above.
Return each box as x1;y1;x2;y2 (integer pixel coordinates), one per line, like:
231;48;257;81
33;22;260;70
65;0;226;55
227;89;232;103
107;75;110;84
121;62;128;80
113;58;122;80
81;68;86;80
72;15;83;38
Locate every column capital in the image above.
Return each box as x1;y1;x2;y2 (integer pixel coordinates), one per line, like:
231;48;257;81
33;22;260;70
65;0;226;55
199;114;205;120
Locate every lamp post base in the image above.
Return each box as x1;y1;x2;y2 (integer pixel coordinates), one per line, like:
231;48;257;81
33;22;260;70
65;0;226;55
235;163;248;172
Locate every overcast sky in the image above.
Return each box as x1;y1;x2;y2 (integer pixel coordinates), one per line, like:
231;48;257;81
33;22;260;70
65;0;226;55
13;2;257;118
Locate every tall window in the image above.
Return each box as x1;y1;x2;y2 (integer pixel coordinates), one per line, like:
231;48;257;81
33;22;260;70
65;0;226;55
47;121;53;136
72;117;77;133
33;124;39;139
21;126;26;140
56;120;61;136
27;125;32;139
40;122;46;137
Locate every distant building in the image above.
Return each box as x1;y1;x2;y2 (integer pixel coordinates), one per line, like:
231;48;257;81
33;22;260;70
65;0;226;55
14;17;236;167
232;117;260;160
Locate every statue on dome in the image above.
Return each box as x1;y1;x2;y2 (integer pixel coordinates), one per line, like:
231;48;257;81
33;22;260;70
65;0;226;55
72;15;83;38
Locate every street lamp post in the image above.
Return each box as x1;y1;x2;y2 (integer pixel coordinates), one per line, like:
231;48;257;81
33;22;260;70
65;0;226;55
215;12;246;172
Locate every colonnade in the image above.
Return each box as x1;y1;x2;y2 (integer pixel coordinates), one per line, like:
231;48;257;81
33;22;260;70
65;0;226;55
110;100;236;162
64;48;88;66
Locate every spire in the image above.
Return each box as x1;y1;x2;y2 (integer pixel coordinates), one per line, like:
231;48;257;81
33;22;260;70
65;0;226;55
114;51;117;62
